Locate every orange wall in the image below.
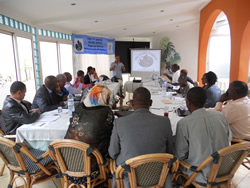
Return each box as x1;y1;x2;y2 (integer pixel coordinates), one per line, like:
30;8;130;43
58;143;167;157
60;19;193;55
198;0;250;84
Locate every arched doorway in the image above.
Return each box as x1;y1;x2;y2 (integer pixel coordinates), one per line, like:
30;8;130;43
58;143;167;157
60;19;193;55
207;12;231;91
239;21;250;86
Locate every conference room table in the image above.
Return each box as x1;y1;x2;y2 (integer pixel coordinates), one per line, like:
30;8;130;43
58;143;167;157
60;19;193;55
16;80;186;151
142;79;185;135
16;81;121;151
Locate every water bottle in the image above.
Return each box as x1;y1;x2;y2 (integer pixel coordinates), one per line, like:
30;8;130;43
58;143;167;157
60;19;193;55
152;71;158;87
67;92;75;117
152;70;156;80
162;80;167;97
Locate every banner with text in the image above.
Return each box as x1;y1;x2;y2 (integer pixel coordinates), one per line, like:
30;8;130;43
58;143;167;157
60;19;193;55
72;34;115;55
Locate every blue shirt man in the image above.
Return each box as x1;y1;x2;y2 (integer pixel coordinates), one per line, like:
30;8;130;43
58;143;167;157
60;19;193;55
110;55;125;80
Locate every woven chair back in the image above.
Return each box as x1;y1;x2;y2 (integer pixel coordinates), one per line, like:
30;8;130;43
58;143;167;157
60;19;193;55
0;142;19;167
116;153;178;188
59;147;85;172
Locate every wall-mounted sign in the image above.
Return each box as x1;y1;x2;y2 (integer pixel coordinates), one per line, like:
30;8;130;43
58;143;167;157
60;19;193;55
72;34;115;55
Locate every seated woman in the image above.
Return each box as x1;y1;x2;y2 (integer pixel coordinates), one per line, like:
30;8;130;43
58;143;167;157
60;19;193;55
65;85;114;162
202;71;221;108
73;70;93;89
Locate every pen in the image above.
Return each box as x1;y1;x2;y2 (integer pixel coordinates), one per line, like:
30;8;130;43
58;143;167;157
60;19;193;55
39;123;45;127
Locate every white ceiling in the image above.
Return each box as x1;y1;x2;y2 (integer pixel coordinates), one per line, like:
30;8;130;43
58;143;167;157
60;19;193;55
0;0;211;38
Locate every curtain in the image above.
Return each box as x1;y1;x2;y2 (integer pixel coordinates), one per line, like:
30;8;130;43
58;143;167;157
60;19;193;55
73;54;115;79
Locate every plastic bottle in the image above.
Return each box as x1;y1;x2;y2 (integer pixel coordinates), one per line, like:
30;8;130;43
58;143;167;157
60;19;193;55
67;92;75;117
152;70;156;80
152;71;158;87
162;80;167;97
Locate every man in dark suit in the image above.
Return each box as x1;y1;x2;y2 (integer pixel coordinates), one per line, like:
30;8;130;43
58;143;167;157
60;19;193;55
2;81;40;135
108;87;174;187
84;66;94;84
32;76;64;113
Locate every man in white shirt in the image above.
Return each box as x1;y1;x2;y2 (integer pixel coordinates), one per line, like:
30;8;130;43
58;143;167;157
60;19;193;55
213;81;250;140
166;64;180;84
64;72;83;95
175;87;231;185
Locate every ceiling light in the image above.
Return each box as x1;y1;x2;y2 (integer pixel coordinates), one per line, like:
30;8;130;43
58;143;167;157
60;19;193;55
160;10;164;12
71;3;76;6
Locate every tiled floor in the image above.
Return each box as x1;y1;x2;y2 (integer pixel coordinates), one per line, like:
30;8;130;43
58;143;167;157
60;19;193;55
0;158;249;188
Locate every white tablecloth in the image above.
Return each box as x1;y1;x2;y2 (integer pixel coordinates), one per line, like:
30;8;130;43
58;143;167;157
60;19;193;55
16;80;184;150
16;82;121;150
124;81;143;93
142;80;185;135
16;109;70;143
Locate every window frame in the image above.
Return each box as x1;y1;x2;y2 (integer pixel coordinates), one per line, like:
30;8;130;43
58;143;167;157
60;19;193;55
38;36;73;83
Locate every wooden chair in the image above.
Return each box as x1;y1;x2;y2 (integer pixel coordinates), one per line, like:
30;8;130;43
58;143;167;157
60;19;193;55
115;153;179;188
175;142;250;188
0;110;16;176
232;138;250;170
48;139;107;188
0;136;58;188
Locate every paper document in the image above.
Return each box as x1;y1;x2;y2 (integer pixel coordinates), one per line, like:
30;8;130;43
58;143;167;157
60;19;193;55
37;115;60;122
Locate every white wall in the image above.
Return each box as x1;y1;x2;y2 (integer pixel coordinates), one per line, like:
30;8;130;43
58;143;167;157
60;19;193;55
151;22;200;81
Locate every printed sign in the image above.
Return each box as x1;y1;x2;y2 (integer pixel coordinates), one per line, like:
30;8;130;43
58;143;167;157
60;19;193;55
72;34;115;55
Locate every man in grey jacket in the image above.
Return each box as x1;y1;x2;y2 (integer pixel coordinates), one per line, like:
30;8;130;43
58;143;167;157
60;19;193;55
109;87;174;187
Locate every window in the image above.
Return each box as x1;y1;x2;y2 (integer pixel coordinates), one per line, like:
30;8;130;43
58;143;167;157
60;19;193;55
16;37;36;102
0;33;17;108
40;41;59;79
59;43;73;76
40;41;73;80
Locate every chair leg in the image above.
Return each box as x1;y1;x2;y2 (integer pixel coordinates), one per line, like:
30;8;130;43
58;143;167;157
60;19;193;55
63;176;69;188
8;170;15;186
87;177;91;188
0;164;5;176
242;157;250;170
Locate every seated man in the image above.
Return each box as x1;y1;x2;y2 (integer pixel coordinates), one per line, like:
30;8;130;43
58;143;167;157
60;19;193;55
56;73;68;100
163;64;173;79
175;87;231;185
84;66;95;84
109;87;174;187
2;81;40;135
166;64;180;85
180;69;194;85
213;81;250;140
32;76;64;113
177;75;193;97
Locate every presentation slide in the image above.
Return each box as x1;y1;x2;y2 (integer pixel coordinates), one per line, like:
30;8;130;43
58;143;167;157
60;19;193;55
131;49;161;78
